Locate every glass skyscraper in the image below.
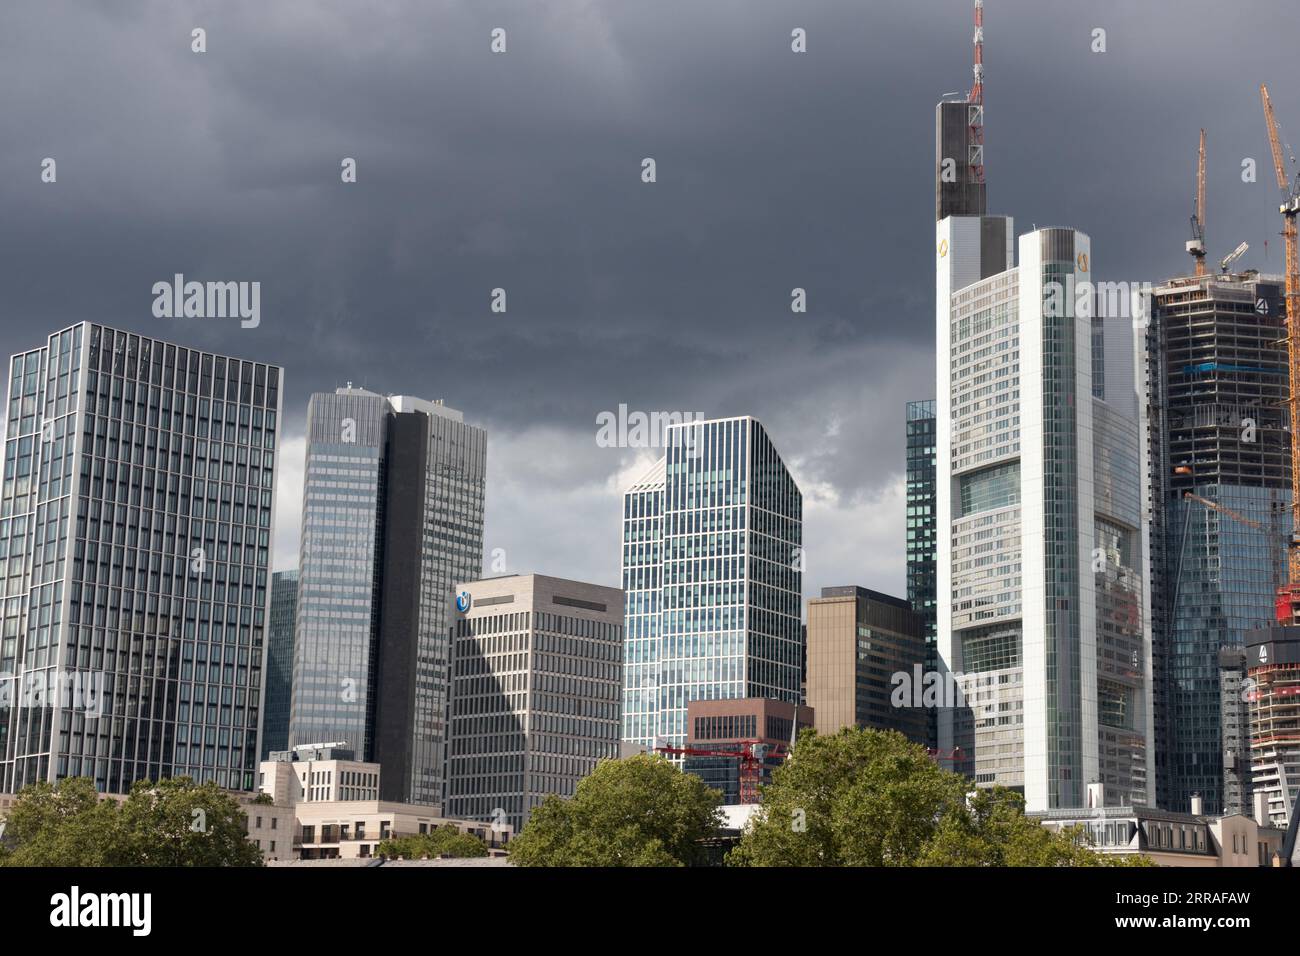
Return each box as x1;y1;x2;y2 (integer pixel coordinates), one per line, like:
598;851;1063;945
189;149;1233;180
1145;274;1290;813
0;323;282;794
262;569;298;758
288;387;485;807
621;417;803;752
906;400;938;747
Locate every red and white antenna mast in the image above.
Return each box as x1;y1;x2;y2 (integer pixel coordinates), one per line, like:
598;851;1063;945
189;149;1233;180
967;0;985;183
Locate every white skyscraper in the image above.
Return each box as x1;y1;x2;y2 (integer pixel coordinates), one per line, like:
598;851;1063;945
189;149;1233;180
935;220;1154;811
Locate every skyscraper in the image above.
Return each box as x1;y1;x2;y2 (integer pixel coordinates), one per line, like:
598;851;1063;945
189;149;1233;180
932;3;1152;812
806;586;927;743
906;400;938;746
446;574;623;831
262;569;298;759
621;417;803;753
0;323;282;794
1143;273;1290;813
288;386;486;806
935;222;1154;811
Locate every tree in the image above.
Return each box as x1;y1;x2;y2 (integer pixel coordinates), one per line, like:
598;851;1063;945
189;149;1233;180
728;727;1150;867
508;755;723;867
0;775;263;867
117;777;264;867
377;826;488;860
0;777;124;866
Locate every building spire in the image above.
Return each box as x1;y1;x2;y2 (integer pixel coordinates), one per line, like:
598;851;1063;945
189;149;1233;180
967;0;985;184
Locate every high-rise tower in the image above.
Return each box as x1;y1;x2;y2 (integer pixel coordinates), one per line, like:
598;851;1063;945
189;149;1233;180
0;324;283;794
288;387;486;807
620;417;803;754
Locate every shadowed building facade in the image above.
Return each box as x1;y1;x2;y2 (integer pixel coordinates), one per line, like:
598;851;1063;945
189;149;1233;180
806;587;927;744
288;387;486;808
0;324;282;794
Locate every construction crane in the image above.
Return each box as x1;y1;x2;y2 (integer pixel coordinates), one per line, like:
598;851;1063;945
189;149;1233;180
1220;241;1249;274
1261;85;1300;625
1183;491;1264;531
1188;129;1208;276
654;740;788;804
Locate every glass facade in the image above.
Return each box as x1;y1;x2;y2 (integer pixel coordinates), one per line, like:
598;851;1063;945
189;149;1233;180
0;323;281;794
1147;275;1290;813
288;388;486;806
621;417;802;753
289;390;388;758
905;400;937;747
262;569;298;758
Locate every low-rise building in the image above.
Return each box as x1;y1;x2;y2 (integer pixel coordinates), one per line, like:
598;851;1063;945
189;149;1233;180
1033;786;1289;867
681;698;813;804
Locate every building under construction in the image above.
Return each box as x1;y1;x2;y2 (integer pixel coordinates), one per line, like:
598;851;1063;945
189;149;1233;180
1243;627;1300;828
1144;270;1291;814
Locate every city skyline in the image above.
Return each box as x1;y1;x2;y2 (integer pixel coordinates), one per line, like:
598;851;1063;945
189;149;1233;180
7;1;1299;605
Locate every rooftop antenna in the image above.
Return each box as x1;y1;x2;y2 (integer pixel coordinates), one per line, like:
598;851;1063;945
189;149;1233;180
967;1;985;184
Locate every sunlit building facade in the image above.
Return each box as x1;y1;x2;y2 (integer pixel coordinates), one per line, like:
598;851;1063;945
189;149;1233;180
620;417;802;753
936;221;1154;811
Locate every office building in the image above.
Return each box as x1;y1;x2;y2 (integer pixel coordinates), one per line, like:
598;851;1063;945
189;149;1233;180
288;386;486;807
935;218;1155;810
1034;785;1290;867
259;742;379;804
906;400;938;746
262;569;298;758
806;587;927;744
682;697;812;804
621;417;804;754
1244;627;1300;829
0;323;282;795
251;747;512;861
446;574;623;832
1143;273;1290;813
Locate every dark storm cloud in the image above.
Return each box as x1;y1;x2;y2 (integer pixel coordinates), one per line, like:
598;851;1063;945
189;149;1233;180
2;0;1298;593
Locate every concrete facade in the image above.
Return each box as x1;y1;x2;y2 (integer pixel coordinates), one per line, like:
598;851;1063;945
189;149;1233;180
446;574;624;832
806;587;927;744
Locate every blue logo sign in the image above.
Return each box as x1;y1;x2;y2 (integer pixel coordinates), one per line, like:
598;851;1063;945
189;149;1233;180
456;591;472;613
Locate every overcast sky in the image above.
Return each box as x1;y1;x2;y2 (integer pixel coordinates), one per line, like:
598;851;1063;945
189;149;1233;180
3;0;1298;601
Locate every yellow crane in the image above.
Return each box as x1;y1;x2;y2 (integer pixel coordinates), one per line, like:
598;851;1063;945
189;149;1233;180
1188;128;1208;276
1182;491;1264;531
1261;84;1300;624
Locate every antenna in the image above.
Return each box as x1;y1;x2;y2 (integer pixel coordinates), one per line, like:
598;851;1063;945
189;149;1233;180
967;1;985;184
969;0;984;105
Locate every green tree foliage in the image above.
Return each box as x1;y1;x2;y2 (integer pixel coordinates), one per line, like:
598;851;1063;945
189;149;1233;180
0;777;124;866
0;775;263;867
728;727;1151;867
508;755;723;867
377;826;489;860
117;777;264;867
